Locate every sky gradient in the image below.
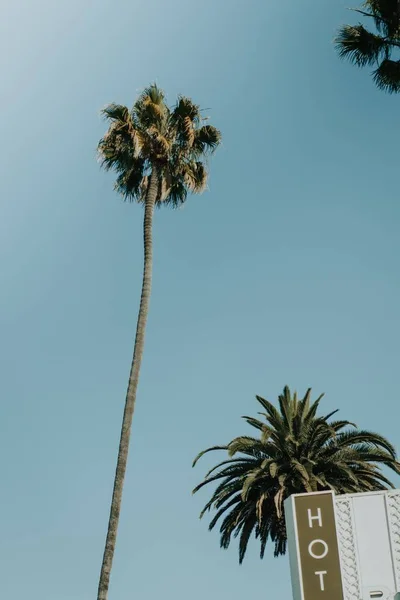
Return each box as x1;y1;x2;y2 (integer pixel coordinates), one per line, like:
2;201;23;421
1;1;400;599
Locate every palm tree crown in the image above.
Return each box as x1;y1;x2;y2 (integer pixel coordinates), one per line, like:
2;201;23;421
335;0;400;93
193;386;400;563
98;84;221;205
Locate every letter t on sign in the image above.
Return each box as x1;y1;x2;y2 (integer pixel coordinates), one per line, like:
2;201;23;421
315;571;328;591
308;507;323;528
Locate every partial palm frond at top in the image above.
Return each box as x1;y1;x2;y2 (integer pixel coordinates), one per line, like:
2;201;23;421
98;84;221;207
193;386;400;563
335;0;400;93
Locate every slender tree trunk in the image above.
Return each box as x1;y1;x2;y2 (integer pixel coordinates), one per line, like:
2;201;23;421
97;169;159;600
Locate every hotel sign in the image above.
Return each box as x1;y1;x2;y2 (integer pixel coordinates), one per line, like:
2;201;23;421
290;492;344;600
285;490;400;600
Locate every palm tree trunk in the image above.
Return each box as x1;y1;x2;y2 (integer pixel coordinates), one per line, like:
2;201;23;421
97;169;159;600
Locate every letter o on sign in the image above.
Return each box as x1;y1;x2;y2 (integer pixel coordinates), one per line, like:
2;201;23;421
308;539;328;559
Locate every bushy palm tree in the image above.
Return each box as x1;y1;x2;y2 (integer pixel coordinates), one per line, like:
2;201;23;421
193;386;399;563
97;84;221;600
335;0;400;93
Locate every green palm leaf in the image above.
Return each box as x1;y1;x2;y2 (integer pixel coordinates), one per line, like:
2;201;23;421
192;446;227;468
373;58;400;92
335;24;389;66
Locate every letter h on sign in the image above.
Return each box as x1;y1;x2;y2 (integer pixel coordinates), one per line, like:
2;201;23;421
308;508;322;528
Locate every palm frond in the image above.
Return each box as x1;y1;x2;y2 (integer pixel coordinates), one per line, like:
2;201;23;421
101;103;132;124
134;84;169;130
181;161;207;193
373;58;400;92
242;415;268;432
208;495;242;530
192;469;242;496
335;24;389;66
337;429;397;457
227;436;265;457
192;446;227;468
203;457;256;480
239;514;257;563
171;96;201;126
159;170;188;208
113;159;146;202
364;0;400;36
256;395;284;430
192;125;222;156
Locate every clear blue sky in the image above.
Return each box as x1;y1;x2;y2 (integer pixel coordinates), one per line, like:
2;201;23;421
1;0;399;598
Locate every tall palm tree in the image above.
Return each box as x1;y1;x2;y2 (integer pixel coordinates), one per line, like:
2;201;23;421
335;0;400;93
193;386;399;563
97;84;221;600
